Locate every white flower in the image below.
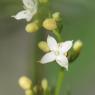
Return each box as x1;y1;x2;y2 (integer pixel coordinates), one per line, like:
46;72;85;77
40;35;73;70
12;0;37;21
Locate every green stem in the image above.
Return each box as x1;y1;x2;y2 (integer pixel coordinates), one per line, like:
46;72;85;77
43;88;50;95
55;68;64;95
53;29;62;42
53;29;64;95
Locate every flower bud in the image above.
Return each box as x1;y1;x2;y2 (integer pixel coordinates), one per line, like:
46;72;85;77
33;85;37;93
38;41;50;52
18;76;32;90
43;18;57;31
41;78;48;91
73;40;83;52
39;0;48;3
25;90;33;95
52;12;61;21
25;22;39;33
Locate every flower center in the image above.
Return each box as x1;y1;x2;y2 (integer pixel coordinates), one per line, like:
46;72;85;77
55;50;60;56
54;50;67;57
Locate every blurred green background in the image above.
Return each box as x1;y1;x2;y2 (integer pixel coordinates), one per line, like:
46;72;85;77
0;0;95;95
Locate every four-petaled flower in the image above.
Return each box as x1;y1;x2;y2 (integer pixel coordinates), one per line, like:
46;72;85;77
40;35;73;70
12;0;37;21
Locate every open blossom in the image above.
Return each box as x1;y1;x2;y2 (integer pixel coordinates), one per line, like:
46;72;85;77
40;35;73;70
12;0;37;21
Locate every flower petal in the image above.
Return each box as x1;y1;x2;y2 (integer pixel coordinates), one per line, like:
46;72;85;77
59;40;73;53
56;55;68;70
23;0;37;9
40;52;56;64
12;10;33;21
47;35;58;51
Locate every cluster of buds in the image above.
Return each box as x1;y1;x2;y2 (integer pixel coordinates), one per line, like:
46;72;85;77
18;76;33;95
18;76;50;95
12;0;62;33
25;12;61;33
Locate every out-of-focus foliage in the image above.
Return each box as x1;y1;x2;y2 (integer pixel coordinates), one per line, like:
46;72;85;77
0;0;21;17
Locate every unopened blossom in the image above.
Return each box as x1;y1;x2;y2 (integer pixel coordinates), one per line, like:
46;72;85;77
38;41;50;52
40;35;73;70
52;12;61;21
18;76;32;90
25;22;39;32
41;78;48;90
73;40;83;52
43;18;57;30
12;0;37;21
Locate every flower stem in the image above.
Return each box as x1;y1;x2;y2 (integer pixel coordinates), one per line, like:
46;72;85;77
54;68;64;95
53;28;64;95
43;88;50;95
53;29;62;42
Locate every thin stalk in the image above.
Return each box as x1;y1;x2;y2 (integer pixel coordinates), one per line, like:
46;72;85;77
43;88;50;95
53;29;62;42
53;29;64;95
54;68;64;95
